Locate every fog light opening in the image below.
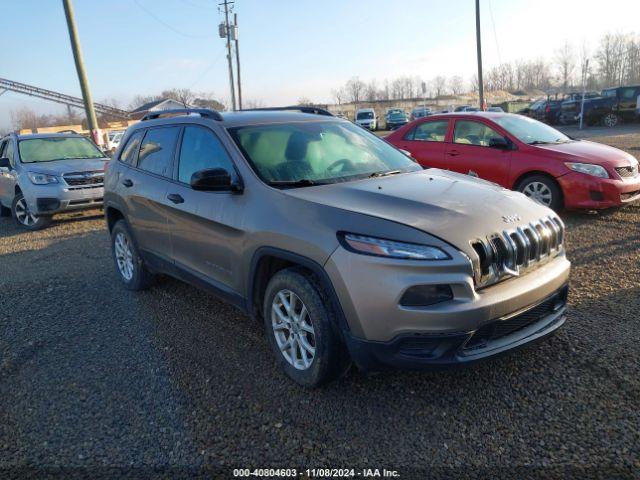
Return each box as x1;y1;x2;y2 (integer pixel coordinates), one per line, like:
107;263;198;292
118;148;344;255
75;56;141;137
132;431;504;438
400;284;453;307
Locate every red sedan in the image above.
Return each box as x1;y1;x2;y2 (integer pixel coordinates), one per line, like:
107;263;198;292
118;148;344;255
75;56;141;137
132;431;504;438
385;112;640;210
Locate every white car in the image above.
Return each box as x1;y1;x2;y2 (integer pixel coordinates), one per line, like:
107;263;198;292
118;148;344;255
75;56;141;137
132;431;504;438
355;108;377;130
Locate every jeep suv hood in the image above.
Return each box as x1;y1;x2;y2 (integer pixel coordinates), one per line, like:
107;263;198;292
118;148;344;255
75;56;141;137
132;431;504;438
285;169;553;253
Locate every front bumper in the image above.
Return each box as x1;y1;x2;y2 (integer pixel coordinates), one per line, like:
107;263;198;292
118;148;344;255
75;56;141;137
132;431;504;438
345;285;568;371
25;183;104;214
558;172;640;209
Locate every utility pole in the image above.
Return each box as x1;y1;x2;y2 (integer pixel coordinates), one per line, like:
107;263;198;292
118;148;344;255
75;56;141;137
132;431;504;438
234;13;242;110
579;59;589;130
220;0;236;111
62;0;100;143
475;0;485;110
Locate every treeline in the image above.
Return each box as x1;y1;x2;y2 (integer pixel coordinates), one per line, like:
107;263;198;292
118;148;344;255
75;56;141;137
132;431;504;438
331;32;640;104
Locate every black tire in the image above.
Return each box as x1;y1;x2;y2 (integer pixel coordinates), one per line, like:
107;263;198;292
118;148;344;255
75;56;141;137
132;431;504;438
0;203;10;217
110;219;155;291
11;192;52;230
516;174;563;212
263;267;349;388
601;112;620;128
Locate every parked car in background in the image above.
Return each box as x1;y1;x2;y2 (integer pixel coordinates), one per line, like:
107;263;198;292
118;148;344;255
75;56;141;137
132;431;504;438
385;110;408;130
518;100;544;118
558;92;600;124
334;112;348;120
410;106;431;120
107;130;125;151
530;98;564;124
0;132;108;230
581;85;640;127
104;108;570;387
487;106;504;112
386;112;640;211
355;108;377;130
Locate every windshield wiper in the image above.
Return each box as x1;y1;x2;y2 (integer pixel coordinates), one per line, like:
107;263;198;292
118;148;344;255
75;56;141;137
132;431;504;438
266;179;326;188
368;169;402;178
528;140;553;145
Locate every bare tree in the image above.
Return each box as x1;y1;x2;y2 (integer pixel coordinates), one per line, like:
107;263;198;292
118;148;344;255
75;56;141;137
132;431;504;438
331;88;346;105
431;76;447;97
555;41;576;92
192;91;227;111
364;80;378;102
449;76;465;95
296;97;312;105
345;77;366;104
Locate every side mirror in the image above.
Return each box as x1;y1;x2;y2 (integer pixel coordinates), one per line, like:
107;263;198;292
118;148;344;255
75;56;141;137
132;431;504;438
489;137;511;150
190;168;242;192
0;157;10;169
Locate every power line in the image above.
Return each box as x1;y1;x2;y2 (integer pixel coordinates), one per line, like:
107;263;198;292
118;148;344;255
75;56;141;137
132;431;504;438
487;0;502;65
133;0;215;39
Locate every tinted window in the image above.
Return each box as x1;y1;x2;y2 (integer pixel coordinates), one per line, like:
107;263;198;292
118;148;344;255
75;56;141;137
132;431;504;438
178;126;235;184
119;131;144;165
405;121;448;142
453;121;504;147
137;127;180;177
621;87;637;100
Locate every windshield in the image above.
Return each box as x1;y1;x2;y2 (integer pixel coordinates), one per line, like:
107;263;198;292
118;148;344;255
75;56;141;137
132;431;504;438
228;121;421;186
494;115;570;144
356;111;374;120
602;89;616;97
389;112;406;120
18;137;104;163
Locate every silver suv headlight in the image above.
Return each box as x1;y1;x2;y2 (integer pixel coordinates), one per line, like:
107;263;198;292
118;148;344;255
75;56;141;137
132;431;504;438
28;172;59;185
340;233;451;260
565;162;609;179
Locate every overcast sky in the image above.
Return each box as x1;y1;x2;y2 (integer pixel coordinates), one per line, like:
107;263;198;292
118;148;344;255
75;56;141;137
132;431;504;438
1;0;639;130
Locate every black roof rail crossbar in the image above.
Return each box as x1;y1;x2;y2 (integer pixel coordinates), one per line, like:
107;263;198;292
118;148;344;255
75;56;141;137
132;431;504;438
140;108;223;122
240;106;334;117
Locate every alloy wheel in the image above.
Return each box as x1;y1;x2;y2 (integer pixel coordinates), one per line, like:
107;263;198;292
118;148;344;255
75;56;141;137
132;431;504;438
14;198;38;227
603;113;618;128
522;181;553;207
114;232;134;281
271;289;316;370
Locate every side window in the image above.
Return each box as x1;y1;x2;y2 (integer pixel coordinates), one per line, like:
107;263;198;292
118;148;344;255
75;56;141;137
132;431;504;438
453;121;503;147
621;87;637;100
137;127;180;177
178;126;235;184
404;121;448;142
5;141;15;167
119;130;144;165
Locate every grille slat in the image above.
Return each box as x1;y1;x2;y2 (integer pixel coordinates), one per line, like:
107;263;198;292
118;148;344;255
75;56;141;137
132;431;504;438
615;165;639;178
471;216;564;288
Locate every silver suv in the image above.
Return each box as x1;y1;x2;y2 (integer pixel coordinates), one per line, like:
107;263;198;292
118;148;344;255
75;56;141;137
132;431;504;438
104;108;570;387
0;133;108;230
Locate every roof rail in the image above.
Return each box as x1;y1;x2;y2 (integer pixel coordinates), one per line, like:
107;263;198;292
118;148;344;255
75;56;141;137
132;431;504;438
140;108;223;122
240;106;334;117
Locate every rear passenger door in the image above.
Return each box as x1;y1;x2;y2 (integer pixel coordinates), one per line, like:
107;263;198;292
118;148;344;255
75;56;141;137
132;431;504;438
393;120;450;169
119;126;180;263
165;124;245;294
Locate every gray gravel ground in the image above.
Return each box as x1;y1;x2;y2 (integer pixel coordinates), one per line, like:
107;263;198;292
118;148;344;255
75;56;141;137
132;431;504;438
1;136;639;479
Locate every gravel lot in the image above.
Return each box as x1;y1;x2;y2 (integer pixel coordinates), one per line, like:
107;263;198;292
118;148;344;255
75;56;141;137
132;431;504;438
1;133;639;479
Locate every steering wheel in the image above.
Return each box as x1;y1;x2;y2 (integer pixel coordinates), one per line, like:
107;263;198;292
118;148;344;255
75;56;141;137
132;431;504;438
326;158;354;173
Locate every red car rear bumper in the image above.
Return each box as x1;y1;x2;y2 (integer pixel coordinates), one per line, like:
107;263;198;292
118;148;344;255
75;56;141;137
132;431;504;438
558;172;640;209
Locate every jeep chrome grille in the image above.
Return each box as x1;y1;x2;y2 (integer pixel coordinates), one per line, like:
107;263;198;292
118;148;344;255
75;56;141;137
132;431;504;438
471;216;564;288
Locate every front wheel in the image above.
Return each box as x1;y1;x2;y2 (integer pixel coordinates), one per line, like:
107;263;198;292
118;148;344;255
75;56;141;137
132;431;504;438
263;268;349;388
602;113;620;128
12;193;51;230
517;175;563;211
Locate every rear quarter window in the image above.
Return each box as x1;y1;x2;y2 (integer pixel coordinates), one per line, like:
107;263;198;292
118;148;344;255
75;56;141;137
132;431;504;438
119;130;144;165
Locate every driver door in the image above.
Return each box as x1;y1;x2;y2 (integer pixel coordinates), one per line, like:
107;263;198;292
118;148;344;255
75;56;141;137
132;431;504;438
444;119;512;186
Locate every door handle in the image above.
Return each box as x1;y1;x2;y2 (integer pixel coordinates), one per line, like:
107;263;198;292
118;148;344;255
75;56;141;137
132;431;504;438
447;150;460;157
167;193;184;204
122;178;133;187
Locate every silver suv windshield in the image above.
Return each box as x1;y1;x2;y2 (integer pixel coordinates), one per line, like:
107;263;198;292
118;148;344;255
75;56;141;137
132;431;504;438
18;137;105;163
229;121;420;186
493;115;571;145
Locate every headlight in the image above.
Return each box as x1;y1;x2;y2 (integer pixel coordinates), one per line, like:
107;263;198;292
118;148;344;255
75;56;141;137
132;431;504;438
27;172;59;185
340;233;451;260
565;162;609;179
